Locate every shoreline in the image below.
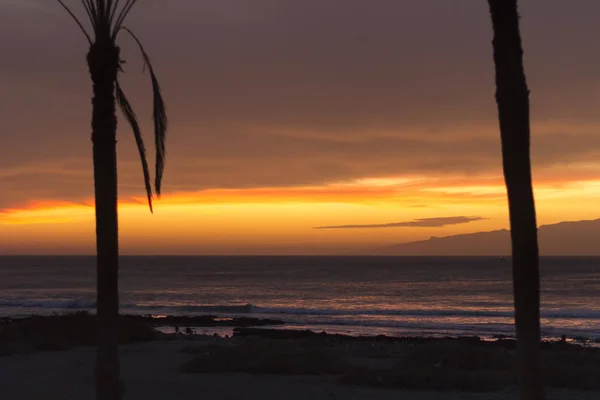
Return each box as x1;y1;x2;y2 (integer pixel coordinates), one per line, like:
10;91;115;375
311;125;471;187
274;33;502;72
2;311;600;347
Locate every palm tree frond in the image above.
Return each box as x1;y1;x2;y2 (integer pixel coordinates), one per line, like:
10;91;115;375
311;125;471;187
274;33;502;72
56;0;92;44
115;79;154;213
80;1;98;34
120;27;168;197
108;0;123;28
84;1;100;28
112;0;138;37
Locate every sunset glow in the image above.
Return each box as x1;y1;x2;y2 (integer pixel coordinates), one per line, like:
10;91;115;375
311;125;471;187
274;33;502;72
1;175;599;255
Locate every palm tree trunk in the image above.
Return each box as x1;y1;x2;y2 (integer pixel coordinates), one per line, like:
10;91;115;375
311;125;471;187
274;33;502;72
88;42;123;400
487;1;543;399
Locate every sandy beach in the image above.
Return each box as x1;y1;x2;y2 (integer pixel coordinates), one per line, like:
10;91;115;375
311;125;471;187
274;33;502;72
1;335;598;400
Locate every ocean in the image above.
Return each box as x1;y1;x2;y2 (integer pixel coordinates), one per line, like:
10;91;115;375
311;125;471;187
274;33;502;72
0;256;599;339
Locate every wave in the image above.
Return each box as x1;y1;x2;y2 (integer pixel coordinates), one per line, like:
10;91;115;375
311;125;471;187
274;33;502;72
252;306;600;320
132;304;254;314
126;304;516;318
2;299;600;321
120;304;600;321
287;319;518;336
253;306;513;317
0;299;96;309
0;300;254;314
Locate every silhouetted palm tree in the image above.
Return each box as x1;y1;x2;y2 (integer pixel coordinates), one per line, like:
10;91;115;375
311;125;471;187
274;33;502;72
487;1;542;399
56;1;167;399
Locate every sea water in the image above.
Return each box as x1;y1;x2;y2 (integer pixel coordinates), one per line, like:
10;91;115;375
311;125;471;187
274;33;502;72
0;256;599;339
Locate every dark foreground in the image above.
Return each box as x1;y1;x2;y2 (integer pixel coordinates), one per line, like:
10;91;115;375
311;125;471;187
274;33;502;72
1;313;599;399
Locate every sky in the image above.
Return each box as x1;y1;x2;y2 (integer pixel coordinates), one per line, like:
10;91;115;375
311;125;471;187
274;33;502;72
1;0;600;255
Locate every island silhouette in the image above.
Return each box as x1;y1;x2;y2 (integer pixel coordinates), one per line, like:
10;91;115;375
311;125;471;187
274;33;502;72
371;218;600;256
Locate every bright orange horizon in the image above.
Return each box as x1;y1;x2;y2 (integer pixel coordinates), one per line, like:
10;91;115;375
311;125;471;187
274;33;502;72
2;174;600;255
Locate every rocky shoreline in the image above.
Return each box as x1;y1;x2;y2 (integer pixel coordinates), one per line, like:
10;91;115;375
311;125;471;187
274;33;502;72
3;312;600;346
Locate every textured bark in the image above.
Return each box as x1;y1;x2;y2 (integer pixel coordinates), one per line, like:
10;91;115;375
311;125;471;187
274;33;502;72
487;1;543;400
87;42;123;400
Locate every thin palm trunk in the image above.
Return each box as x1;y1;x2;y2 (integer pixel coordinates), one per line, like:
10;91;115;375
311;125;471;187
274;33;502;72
57;2;168;399
88;42;122;400
487;1;543;399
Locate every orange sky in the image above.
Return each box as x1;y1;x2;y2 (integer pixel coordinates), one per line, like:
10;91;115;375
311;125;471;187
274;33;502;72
2;1;600;254
2;174;599;254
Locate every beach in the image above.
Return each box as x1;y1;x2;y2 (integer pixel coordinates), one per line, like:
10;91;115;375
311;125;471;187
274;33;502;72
1;312;599;400
1;334;598;400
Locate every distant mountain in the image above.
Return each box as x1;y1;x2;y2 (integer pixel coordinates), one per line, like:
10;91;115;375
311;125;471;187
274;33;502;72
372;219;600;256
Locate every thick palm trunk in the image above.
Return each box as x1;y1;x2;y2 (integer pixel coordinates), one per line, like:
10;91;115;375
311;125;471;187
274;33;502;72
88;43;123;400
487;1;543;399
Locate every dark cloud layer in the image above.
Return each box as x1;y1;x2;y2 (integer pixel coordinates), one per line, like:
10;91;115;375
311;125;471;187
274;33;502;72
314;216;486;229
2;1;600;208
